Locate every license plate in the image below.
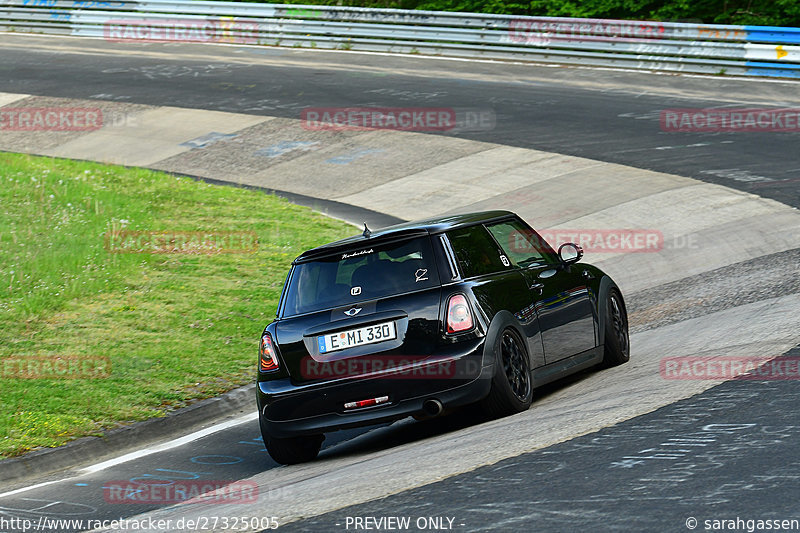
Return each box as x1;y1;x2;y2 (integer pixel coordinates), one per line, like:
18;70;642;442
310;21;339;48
318;321;397;354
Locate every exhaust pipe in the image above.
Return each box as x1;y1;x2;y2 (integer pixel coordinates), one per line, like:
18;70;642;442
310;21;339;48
423;398;443;417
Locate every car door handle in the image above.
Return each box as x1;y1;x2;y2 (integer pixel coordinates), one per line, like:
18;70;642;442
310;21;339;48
529;282;544;291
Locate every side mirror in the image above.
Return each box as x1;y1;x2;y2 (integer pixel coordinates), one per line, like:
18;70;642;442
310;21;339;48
558;242;583;265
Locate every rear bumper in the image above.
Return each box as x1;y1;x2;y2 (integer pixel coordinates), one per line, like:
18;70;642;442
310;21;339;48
257;340;491;438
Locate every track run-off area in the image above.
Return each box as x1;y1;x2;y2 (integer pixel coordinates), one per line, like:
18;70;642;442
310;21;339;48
1;33;800;532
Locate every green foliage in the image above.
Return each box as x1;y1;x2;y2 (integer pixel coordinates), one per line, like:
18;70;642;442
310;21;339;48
234;0;800;26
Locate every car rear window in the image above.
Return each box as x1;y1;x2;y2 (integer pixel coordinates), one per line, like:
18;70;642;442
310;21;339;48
281;236;440;317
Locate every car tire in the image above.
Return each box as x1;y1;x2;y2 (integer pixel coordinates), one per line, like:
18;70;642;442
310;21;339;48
261;426;324;465
481;328;533;417
602;289;630;367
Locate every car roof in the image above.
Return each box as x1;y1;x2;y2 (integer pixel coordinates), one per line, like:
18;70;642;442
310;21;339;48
294;210;517;263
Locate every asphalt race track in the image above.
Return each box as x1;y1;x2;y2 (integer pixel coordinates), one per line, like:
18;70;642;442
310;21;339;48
1;36;799;208
0;419;393;533
288;347;800;532
1;33;800;533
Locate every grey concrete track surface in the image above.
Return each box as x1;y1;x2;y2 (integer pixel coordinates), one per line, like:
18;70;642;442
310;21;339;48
0;33;799;532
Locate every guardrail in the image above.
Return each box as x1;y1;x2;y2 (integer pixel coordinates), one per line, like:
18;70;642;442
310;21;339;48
2;0;800;78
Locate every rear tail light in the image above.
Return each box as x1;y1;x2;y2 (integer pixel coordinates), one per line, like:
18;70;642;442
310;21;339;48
446;294;474;334
260;333;280;372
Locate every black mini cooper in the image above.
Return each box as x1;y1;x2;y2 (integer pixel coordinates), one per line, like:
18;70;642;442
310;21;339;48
257;210;629;464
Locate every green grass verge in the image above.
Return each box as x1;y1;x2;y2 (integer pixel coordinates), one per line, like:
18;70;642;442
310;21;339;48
0;152;354;458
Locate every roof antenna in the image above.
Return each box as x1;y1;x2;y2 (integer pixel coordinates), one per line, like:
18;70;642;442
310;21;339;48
362;222;372;238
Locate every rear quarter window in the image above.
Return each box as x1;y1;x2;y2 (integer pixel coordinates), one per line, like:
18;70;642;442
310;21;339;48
447;225;511;278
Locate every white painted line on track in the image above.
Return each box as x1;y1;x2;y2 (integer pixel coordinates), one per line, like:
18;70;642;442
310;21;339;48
0;411;257;499
81;411;258;474
0;479;64;499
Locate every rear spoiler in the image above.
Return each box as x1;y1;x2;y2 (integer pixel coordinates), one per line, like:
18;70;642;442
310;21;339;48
293;229;430;264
